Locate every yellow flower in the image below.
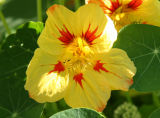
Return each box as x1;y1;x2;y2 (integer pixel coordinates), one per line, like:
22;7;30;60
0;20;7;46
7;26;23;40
25;4;136;112
86;0;160;31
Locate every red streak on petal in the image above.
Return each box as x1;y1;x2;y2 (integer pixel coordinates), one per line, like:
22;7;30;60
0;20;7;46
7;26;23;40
128;0;143;10
48;61;65;74
88;0;121;14
97;104;106;112
127;79;133;85
48;4;59;12
29;93;33;98
57;25;74;45
142;21;147;24
94;60;122;79
94;60;109;72
108;0;121;13
73;73;84;88
103;0;121;14
83;24;102;45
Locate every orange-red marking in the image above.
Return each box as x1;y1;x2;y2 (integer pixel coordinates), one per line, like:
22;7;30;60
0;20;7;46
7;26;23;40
128;0;143;9
83;24;102;45
142;21;147;24
48;4;59;12
94;60;122;79
73;73;84;88
94;60;109;72
97;104;106;112
108;0;121;13
29;93;33;98
127;79;133;85
57;25;74;45
48;61;65;74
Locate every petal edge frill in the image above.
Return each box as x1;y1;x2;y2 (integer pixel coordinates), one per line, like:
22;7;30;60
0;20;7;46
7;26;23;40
94;48;136;91
38;5;76;55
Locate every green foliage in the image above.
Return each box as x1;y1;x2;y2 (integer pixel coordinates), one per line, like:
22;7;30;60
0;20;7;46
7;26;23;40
49;108;105;118
149;108;160;118
114;24;160;92
139;105;157;118
0;21;44;118
0;0;160;118
41;99;70;118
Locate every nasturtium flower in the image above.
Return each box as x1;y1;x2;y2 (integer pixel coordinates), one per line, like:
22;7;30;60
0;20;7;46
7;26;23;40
86;0;160;31
25;4;136;111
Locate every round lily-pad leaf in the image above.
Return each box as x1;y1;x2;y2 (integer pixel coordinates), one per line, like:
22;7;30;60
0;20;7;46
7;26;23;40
49;108;105;118
149;108;160;118
0;21;44;118
114;24;160;92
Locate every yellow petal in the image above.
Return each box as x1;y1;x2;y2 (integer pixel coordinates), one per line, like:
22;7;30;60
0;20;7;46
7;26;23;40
38;4;117;56
86;0;160;31
132;0;160;26
94;48;136;91
38;5;75;55
64;71;111;112
76;3;117;53
25;49;69;103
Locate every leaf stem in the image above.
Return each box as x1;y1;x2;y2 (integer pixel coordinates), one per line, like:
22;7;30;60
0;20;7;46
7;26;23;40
37;0;42;22
58;0;65;5
125;91;132;103
152;92;160;107
0;10;11;35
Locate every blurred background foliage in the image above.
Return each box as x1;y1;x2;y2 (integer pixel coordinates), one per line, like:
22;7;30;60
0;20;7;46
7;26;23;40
0;0;85;40
0;0;160;118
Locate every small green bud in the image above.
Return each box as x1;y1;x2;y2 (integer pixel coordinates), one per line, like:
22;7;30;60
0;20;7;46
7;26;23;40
114;102;141;118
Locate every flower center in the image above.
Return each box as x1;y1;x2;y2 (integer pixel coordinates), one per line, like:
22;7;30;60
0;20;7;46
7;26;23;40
62;37;94;73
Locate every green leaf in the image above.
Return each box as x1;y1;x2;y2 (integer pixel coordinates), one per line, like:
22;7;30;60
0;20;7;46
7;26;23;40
49;108;105;118
41;99;70;118
149;108;160;118
0;21;44;118
114;24;160;92
139;105;157;118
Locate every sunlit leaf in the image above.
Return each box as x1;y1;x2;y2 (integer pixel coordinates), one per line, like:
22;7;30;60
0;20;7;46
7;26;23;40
114;24;160;92
0;21;44;118
49;108;105;118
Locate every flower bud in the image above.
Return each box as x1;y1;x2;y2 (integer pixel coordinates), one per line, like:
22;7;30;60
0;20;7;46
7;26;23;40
114;102;141;118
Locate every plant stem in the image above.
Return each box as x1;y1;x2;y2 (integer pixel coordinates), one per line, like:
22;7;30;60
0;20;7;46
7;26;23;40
0;10;11;35
75;0;80;10
37;0;42;22
58;0;65;5
125;91;132;103
153;92;160;107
